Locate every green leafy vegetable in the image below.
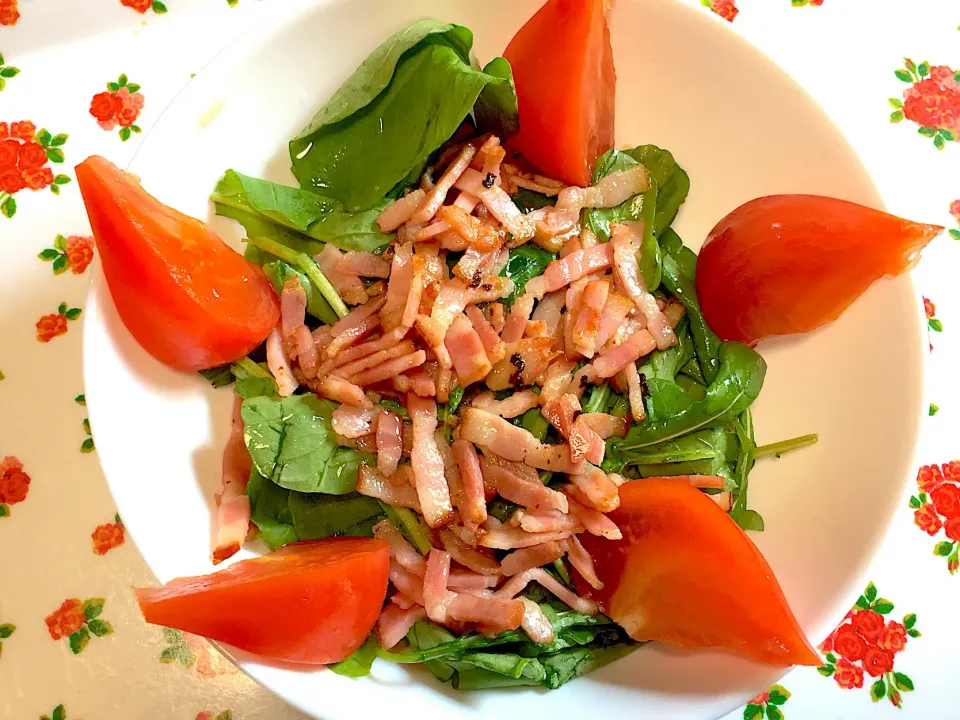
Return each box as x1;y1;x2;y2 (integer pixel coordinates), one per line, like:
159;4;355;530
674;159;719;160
639;317;693;382
500;243;556;307
659;228;697;280
753;433;819;459
512;187;555;213
474;57;520;139
447;385;465;413
262;260;338;325
245;469;298;550
199;365;235;388
621;342;766;448
234;376;278;399
289;491;383;540
289;21;517;211
246;235;348;318
730;410;764;531
661;252;722;384
212;170;393;253
241;394;367;494
330;634;379;678
623;144;690;234
378;502;432;555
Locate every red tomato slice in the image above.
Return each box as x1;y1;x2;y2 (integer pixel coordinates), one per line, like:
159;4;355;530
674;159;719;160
576;478;820;666
76;155;280;371
504;0;615;187
136;538;389;665
696;195;942;345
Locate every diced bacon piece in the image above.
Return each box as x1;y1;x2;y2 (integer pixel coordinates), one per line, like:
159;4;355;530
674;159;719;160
293;324;319;379
610;223;676;350
518;509;580;534
390;593;416;610
430;278;472;332
530;291;565;339
378;189;426;232
212;397;252;564
357;465;421;511
710;491;733;511
519;598;555;644
663;298;686;328
607;473;626;487
595;293;635;349
623;361;647;423
373;518;426;577
563;279;588;359
565;536;603;591
317;327;408;379
375;410;403;477
445;593;524;630
559;237;582;259
451;440;488;526
541;244;613;293
447;571;499;590
461;408;585;474
592;329;657;378
395;368;436;397
480;184;535;242
569;417;605;465
573;280;610;358
316;244;369;306
280;277;307;338
569;465;620;513
579;413;629;439
415;315;453;370
488;302;506;333
524;275;547;301
496;568;599;616
541;393;581;438
351;350;427;386
266;327;298;397
500;293;536;344
434;430;464;510
481;454;568;513
325;315;379;360
416;220;451;241
388;464;415;488
334;339;414;381
332;405;376;439
568;363;599;400
382;242;413;331
454;167;487;196
438;529;501;576
514;337;562;386
454;191;480;213
500;541;565;576
436;205;503;253
338;251;391;278
389;560;425;606
328;296;387;349
556;165;649;212
481;526;576;550
471;390;539;419
423;549;453;623
317;375;372;409
412;144;477;225
670;475;727;489
580;226;598;248
438;229;469;251
407;394;453;528
445;315;492;386
465;305;506;363
436;367;455;404
401;254;427;329
540;360;576;404
564;493;622;540
378;603;426;650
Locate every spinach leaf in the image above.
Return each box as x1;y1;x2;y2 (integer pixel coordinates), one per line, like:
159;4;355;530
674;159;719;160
289;490;383;540
584;149;661;291
624;144;690;234
500;243;556;306
661;252;722;384
540;643;639;689
658;228;697;280
245;469;297;550
674;373;707;401
474;57;520;139
290;28;517;211
460;652;545;681
263;260;338;326
199;365;235;388
512;188;555;213
621;342;766;448
241;394;364;494
640;317;693;382
330;634;379;678
234;376;278;399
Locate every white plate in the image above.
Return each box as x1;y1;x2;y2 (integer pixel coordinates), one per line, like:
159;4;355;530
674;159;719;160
83;0;927;718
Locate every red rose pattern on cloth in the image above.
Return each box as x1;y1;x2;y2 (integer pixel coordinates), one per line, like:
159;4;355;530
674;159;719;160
0;0;18;26
743;685;791;720
44;598;113;655
0;51;21;91
819;583;919;708
702;0;739;22
38;235;95;275
122;0;168;14
35;302;82;343
75;393;95;453
890;59;960;150
0;456;31;518
950;199;960;240
911;462;960;574
92;514;125;555
160;628;239;679
0;622;14;658
0;123;71;218
89;75;145;141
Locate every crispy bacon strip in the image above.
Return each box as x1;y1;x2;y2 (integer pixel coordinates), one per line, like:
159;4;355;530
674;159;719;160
496;568;599;615
564;535;603;591
335;340;416;381
568;464;620;513
423;549;453;623
481;454;568;513
378;189;426;232
373;518;425;577
564;493;622;540
412;145;477;225
500;541;565;576
451;440;488;526
212;397;252;564
266;327;298;397
438;528;501;576
470;390;539;419
317;375;372;409
351;350;427;386
357;465;421;510
331;405;376;438
339;251;392;278
592;329;657;378
579;412;629;439
389;560;425;605
280;278;307;339
407;394;453;528
378;604;427;650
461;408;585;474
444;315;492;386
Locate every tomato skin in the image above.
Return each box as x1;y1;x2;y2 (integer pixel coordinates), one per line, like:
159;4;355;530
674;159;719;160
504;0;615;187
576;478;820;666
76;155;280;371
696;195;942;345
136;538;389;665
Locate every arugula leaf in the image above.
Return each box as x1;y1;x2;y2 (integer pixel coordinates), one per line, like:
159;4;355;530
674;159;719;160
241;394;365;494
262;260;338;325
621;342;766;448
730;409;765;531
245;469;298;550
500;243;556;306
289;25;517;211
289;490;382;540
661;252;722;384
639;317;693;382
623;144;690;234
211;170;392;253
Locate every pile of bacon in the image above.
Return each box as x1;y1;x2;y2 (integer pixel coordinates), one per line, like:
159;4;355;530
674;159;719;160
215;132;722;647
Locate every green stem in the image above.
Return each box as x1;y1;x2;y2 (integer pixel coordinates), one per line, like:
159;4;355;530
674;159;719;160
231;357;271;380
378;502;432;555
581;383;611;414
246;235;349;318
753;433;819;459
520;408;550;441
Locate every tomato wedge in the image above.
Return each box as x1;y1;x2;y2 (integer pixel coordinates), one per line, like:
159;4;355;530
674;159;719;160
576;478;820;666
77;155;280;371
696;195;942;345
136;538;389;665
503;0;615;187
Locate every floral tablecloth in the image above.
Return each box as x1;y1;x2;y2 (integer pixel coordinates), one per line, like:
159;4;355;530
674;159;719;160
1;1;958;718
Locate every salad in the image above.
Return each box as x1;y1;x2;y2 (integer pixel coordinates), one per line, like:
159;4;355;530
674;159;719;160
77;0;942;694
